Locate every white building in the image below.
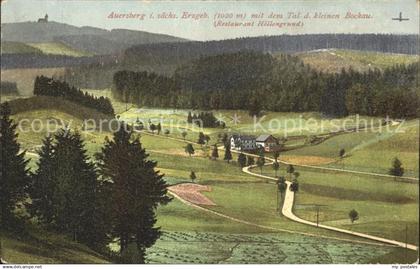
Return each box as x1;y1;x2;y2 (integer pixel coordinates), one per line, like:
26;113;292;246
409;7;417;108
230;135;256;151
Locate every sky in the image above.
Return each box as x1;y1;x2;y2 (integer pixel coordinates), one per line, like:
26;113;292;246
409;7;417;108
1;0;419;41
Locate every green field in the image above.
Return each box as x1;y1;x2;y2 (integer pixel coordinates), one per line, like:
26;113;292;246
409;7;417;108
296;49;419;73
1;41;43;55
1;228;108;264
145;231;401;264
252;164;419;245
4;95;419;263
283;120;419;177
27;42;92;57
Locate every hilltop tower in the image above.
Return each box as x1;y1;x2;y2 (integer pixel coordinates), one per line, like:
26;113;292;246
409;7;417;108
38;14;48;23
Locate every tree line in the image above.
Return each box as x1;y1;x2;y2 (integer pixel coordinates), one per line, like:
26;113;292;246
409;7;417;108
0;102;170;263
124;34;418;65
187;112;225;128
34;76;115;115
62;34;417;89
1;81;18;95
112;52;419;118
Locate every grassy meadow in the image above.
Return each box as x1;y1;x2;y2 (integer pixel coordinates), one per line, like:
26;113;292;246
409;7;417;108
2;88;419;263
296;49;419;73
1;68;65;96
27;42;92;57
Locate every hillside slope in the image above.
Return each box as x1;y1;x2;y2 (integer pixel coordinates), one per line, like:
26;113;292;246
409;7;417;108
296;49;419;73
27;42;92;57
2;228;108;263
1;21;188;55
6;96;113;122
1;41;43;55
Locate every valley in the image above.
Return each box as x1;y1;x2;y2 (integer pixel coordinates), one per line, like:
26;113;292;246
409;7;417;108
1;17;419;265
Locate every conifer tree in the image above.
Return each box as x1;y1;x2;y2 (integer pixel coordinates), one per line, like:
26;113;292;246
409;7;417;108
190;171;197;182
389;157;404;180
185;143;195;157
0;102;30;227
211;144;219;160
157;123;162;135
247;156;255;166
197;132;206;145
29;135;56;223
97;125;171;262
237;153;247;167
223;143;232;163
53;129;97;245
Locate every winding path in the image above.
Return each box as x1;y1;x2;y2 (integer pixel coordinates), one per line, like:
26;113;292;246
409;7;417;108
243;163;419;251
167;190;389;248
232;149;418;181
23;129;419;252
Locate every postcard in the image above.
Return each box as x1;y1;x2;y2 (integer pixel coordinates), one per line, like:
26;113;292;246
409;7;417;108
0;0;419;266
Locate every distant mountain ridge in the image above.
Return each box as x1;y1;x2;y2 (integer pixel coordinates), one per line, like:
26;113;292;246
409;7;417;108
1;21;189;55
123;34;418;67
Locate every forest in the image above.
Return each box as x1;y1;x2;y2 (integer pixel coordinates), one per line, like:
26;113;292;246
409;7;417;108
112;51;419;118
34;76;115;115
62;33;418;89
1;81;18;94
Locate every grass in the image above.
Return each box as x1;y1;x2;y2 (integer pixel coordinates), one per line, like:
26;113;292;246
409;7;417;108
27;42;92;57
7;95;419;263
150;151;255;183
253;165;419;245
284;120;419;177
8;96;113;121
1;41;43;55
145;231;403;264
84;89;383;139
1;68;65;96
156;199;263;234
1;227;108;264
329;120;419;177
296;49;419;73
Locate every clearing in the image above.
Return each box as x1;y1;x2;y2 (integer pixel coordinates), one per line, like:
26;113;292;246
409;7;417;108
169;183;216;206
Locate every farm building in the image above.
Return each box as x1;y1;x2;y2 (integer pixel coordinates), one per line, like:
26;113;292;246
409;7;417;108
256;134;280;152
230;135;257;151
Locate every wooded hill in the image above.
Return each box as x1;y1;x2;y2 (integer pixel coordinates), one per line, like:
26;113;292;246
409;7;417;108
1;21;188;55
63;34;418;89
111;52;419;118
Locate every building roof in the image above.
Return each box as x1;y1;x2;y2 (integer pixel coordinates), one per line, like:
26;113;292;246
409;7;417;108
256;134;274;142
230;134;255;141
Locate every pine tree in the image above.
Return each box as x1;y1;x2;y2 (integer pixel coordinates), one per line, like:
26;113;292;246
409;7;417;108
0;102;30;227
190;171;197;182
287;164;295;180
29;135;56;223
339;148;346;158
247;156;255;166
185;143;195;157
389;157;404;179
224;144;232;163
211;145;219;160
197;132;206;146
97;125;171;262
157;123;162;135
53;129;97;245
257;155;265;174
187;112;193;123
181;131;188;140
221;134;229;145
272;161;280;177
237;153;247;167
289;180;299;192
